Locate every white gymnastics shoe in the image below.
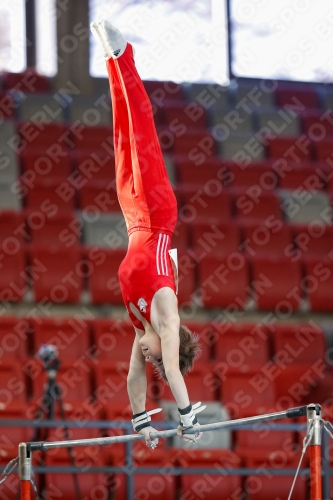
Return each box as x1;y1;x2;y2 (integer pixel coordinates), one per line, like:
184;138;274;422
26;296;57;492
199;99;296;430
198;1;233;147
90;19;127;59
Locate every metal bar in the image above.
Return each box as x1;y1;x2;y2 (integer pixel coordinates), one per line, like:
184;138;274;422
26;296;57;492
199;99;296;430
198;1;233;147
307;404;322;500
321;429;331;500
27;407;305;452
19;443;31;500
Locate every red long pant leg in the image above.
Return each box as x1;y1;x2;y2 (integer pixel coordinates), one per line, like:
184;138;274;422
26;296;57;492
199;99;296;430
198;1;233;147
106;44;177;236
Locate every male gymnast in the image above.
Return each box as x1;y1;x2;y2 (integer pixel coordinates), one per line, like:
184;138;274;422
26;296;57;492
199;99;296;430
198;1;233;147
90;20;205;449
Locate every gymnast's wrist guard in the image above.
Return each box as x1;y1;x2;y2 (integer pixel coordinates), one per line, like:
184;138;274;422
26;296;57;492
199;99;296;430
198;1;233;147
178;402;206;428
131;408;162;433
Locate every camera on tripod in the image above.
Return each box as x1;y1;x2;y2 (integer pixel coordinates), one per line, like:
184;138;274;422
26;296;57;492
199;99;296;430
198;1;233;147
38;344;60;373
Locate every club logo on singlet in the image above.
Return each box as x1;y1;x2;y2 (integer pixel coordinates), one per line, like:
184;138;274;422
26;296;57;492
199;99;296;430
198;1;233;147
138;298;147;313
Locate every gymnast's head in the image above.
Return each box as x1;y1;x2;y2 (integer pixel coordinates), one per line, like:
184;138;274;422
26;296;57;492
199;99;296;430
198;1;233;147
139;325;201;382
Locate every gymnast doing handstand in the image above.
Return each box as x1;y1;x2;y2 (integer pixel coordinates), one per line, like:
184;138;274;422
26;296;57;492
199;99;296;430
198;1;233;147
90;19;205;448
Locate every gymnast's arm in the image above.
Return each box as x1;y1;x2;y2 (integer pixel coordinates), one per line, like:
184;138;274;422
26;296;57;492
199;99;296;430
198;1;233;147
127;331;147;414
151;287;190;410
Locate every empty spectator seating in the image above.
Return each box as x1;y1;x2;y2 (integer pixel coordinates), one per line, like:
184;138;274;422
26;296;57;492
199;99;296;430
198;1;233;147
171;220;189;249
301;110;333;137
179;449;242;500
292;223;333;257
217;132;266;161
0;244;26;301
191;220;240;256
2;70;50;93
95;361;140;405
0;361;27;403
24;178;76;213
179;186;232;220
246;472;307;500
277;162;326;190
266;136;312;161
164;101;208;130
180;321;212;363
0;94;16;121
242;221;293;256
235;191;282;222
177;250;197;305
228;161;273;189
313;138;333;161
0;146;21;183
210;106;254;134
275;86;318;109
15;122;68;154
197;252;249;309
171;130;216;157
187;82;229;107
251;255;302;311
0;210;25;245
31;317;91;361
0;403;31;459
86;248;126;305
29;245;83;303
21;149;72;181
0;316;28;360
78;181;121;213
271;323;326;365
143;80;184;101
303;257;333;312
235;83;275;107
0;181;22;210
72;149;115;182
28;212;81;247
93;319;133;360
71;125;113;150
176;156;226;187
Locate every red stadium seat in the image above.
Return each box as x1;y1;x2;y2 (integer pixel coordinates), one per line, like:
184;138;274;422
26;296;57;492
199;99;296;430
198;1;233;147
31;317;91;361
172;130;216;157
251;255;302;311
0;361;27;403
303;257;333;311
157;362;217;401
109;445;177;500
228;161;273;189
197;252;249;309
0;403;31;460
242;221;293;256
164;101;208;129
28;212;81;247
179;450;242;500
87;248;126;305
177;250;197;306
143;80;184;101
277;163;326;190
95;361;146;405
191;220;241;256
235;190;282;222
0;211;25;245
274;364;321;407
72;149;116;182
71;125;113;150
272;323;326;365
29;245;83;303
214;323;270;369
21;149;72;181
78;181;121;213
171;220;189;249
0;93;16;120
0;245;26;302
30;360;92;402
0;316;29;360
220;368;276;417
24;178;76;212
312;139;333;162
93;319;134;361
275;87;318;108
2;70;50;92
301;110;333;137
266;136;312;161
176;157;226;188
179;186;232;221
17;123;68;154
292;224;333;257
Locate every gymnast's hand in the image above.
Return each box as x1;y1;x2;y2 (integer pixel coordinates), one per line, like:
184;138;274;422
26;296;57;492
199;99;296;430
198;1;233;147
139;426;159;449
177;402;206;443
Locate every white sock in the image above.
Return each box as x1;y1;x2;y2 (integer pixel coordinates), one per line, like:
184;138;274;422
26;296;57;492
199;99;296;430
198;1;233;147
90;19;127;59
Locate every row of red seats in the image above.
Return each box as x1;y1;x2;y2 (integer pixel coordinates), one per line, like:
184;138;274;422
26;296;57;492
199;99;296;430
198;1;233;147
18;149;333;193
0;317;325;366
2;357;332;412
0;245;332;310
1;211;332;258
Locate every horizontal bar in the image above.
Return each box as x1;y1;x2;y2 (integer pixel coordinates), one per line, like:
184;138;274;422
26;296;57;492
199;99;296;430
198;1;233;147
27;406;307;452
0;465;314;476
0;420;307;430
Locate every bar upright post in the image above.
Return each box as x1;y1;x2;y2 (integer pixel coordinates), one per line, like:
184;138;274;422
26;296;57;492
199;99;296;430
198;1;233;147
307;404;322;500
19;443;31;500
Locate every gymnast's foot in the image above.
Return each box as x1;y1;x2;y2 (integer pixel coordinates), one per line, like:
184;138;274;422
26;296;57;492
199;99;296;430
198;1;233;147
90;19;127;59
